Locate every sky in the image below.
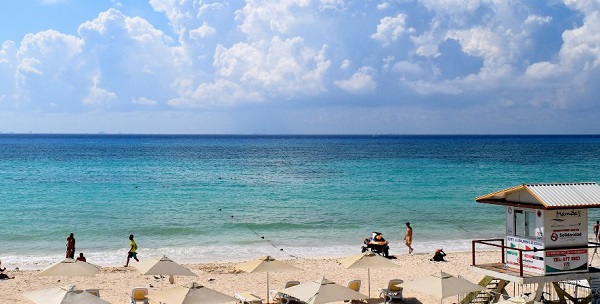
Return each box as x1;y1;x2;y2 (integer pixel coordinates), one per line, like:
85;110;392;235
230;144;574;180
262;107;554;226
0;0;599;134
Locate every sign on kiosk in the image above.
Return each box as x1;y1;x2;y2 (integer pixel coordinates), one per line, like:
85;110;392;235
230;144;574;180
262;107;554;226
506;207;589;275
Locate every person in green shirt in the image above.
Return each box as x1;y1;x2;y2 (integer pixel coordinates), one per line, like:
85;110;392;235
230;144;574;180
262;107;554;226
124;234;139;267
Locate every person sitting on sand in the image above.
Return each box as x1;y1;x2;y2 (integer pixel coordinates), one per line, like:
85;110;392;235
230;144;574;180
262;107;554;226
0;260;15;280
430;248;446;262
76;252;87;262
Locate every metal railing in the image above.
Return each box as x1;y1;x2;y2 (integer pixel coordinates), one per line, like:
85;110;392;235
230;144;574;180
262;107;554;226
471;239;600;277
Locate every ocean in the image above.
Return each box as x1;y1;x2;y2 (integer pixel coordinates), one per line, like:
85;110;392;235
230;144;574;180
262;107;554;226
1;134;599;268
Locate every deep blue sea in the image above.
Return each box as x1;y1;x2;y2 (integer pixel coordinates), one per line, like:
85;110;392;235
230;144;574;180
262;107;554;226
1;134;599;268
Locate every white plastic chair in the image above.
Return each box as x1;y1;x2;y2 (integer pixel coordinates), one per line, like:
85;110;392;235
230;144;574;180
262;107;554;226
271;281;301;304
85;289;100;297
130;287;149;304
377;279;404;303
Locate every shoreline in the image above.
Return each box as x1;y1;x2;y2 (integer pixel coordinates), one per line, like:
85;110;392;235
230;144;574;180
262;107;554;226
2;250;503;304
2;238;487;270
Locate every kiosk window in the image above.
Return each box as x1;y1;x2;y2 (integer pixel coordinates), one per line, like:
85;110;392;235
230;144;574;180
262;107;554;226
514;210;536;237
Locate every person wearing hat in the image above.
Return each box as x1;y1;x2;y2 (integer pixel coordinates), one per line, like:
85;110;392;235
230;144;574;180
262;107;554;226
404;222;413;254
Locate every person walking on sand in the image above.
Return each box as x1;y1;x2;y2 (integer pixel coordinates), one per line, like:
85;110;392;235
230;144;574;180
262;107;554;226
125;234;139;267
404;222;414;254
66;233;75;259
594;220;600;242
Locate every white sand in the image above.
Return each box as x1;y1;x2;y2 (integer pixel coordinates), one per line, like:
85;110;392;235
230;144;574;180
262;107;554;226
1;251;500;304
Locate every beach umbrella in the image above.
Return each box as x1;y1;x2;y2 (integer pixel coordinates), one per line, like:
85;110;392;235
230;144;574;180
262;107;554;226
134;256;196;276
149;282;237;304
338;251;399;297
134;256;196;286
235;256;302;303
23;285;110;304
37;258;99;277
400;271;485;303
281;277;369;304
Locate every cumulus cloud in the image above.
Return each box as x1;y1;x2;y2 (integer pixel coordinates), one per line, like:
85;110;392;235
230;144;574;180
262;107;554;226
189;22;216;40
371;13;414;46
83;76;118;107
1;0;600;133
334;66;377;94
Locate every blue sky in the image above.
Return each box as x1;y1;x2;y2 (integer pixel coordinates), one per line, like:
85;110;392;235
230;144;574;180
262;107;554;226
1;0;599;134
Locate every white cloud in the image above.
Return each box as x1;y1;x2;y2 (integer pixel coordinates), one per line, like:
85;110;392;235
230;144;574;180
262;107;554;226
392;60;423;76
371;13;414;46
334;66;377;94
420;0;481;16
132;97;157;106
558;9;600;71
236;0;311;38
446;27;503;59
377;2;390;11
83;76;118;107
525;62;562;79
340;59;350;69
524;15;552;25
189;22;216;40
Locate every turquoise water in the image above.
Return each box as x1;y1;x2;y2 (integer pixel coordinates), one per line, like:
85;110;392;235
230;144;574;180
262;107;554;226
1;134;599;268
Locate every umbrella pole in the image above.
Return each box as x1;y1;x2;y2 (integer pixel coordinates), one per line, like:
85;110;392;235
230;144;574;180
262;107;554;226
368;268;371;297
267;272;270;304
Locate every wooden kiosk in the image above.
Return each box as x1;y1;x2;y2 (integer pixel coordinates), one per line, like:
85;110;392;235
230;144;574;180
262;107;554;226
471;182;600;303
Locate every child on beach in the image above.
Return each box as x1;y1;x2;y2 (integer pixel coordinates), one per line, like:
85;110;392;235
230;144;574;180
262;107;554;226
125;234;139;267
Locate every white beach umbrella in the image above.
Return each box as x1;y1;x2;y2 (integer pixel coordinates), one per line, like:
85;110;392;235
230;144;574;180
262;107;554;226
149;282;237;304
134;255;196;286
23;285;110;304
401;271;485;303
338;251;399;297
281;277;369;304
134;256;196;276
37;258;99;277
235;256;302;303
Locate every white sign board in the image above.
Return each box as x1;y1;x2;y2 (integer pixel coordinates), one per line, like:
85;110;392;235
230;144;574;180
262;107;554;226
544;209;587;247
505;236;545;275
545;249;588;273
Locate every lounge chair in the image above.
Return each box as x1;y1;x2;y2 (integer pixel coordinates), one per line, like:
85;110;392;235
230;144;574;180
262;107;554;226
130;287;149;304
271;280;302;304
347;279;361;292
377;279;404;303
345;280;362;303
85;289;100;297
234;292;263;304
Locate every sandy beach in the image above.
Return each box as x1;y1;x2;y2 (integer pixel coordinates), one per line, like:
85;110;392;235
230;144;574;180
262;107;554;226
1;250;500;304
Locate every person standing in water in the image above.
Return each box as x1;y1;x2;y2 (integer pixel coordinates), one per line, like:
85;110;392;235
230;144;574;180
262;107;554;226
404;222;414;254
